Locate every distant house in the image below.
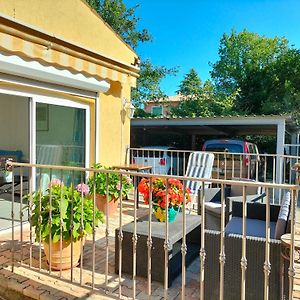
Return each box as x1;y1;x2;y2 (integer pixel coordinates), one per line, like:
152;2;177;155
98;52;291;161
144;95;182;117
0;0;139;169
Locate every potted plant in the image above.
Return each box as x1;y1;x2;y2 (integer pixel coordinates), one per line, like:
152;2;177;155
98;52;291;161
28;179;104;270
88;164;133;216
0;157;13;183
138;177;191;222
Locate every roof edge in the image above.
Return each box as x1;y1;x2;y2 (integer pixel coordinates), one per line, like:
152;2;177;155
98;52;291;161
80;0;138;57
133;114;295;121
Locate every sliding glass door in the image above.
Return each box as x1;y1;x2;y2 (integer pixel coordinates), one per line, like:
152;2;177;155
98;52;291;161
32;96;90;186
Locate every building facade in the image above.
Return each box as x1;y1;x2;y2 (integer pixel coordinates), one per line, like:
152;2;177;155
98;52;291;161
0;0;139;169
144;95;182;117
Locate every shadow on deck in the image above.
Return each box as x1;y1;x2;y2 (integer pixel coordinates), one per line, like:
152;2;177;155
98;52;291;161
0;200;200;300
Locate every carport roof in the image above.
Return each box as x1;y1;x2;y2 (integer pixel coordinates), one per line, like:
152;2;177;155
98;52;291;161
131;115;300;136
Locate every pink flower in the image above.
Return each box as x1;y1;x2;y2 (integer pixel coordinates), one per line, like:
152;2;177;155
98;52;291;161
116;182;121;191
49;178;63;188
125;175;132;184
76;183;90;196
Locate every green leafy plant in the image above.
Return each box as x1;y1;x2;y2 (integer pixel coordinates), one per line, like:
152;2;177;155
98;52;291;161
88;164;133;202
28;179;104;243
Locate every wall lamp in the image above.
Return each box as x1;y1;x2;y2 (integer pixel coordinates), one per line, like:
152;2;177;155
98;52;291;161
122;98;136;119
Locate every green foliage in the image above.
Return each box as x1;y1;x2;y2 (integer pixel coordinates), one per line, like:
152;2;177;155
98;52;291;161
131;60;178;107
85;0;176;107
85;0;99;11
88;164;133;201
98;0;151;49
210;29;300;118
170;69;236;118
177;68;202;99
134;107;153;118
260;48;300;117
27;181;103;243
211;30;289;95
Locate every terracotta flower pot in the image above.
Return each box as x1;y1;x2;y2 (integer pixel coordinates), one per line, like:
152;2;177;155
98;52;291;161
43;238;83;271
95;194;119;217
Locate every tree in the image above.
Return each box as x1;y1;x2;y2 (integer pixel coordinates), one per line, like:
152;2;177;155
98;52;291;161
170;69;235;118
85;0;99;11
177;69;202;99
261;48;300;117
98;0;151;49
171;69;204;117
86;0;176;111
131;60;177;108
210;30;294;115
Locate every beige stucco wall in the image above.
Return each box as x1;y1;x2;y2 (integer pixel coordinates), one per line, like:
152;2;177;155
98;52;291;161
0;1;138;168
98;82;131;166
0;0;136;66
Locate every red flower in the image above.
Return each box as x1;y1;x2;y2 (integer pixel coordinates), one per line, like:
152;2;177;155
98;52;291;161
137;177;191;209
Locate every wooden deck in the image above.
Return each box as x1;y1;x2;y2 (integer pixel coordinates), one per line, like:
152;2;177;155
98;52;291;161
0;200;202;300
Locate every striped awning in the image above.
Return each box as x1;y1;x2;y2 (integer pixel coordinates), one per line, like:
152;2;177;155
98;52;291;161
0;29;138;87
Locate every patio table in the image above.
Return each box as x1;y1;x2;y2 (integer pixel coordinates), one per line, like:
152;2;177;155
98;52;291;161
115;213;201;286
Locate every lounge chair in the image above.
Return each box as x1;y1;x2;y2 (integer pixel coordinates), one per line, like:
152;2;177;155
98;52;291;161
185;151;214;212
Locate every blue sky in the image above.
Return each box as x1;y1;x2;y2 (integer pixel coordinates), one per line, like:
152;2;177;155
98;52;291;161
125;0;300;96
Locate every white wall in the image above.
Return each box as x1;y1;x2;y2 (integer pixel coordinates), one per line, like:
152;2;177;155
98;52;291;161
0;93;29;160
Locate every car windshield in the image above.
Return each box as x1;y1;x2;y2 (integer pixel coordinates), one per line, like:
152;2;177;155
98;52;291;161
205;143;243;160
205;144;243;154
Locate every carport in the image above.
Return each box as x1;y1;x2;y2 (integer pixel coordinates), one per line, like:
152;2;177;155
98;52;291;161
131;115;300;184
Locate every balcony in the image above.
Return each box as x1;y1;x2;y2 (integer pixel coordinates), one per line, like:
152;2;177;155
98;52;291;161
0;155;299;300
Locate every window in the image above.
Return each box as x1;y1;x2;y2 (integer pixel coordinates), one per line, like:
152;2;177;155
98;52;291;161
151;106;163;116
205;143;243;154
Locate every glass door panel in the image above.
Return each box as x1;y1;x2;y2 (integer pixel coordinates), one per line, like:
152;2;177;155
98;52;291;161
36;103;87;186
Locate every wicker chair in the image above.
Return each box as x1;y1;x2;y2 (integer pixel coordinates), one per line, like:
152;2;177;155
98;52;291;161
204;199;286;300
201;185;265;231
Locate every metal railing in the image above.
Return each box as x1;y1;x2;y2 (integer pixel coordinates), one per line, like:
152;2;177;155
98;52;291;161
1;160;299;300
127;147;300;184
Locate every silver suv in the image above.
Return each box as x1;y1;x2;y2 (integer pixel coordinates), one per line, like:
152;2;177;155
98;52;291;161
202;139;261;179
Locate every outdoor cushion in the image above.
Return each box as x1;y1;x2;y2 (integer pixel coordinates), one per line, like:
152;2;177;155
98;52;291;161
274;190;290;239
204;188;221;203
230;178;261;197
205;201;222;214
0;150;23;162
225;216;276;239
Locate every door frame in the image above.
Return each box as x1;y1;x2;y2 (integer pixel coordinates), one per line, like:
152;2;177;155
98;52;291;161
31;95;90;169
0;86;91;170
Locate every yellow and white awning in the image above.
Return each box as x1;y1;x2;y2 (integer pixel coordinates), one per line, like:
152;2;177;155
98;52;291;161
0;26;138;87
